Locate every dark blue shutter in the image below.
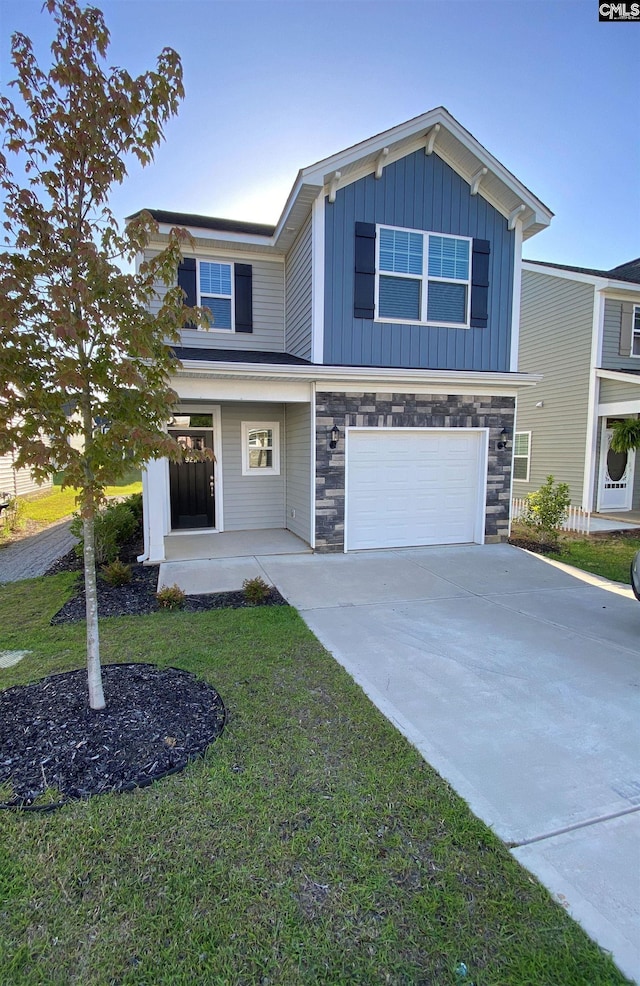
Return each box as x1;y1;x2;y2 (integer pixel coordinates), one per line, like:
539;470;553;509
234;264;253;333
354;222;376;319
470;239;490;328
178;257;197;328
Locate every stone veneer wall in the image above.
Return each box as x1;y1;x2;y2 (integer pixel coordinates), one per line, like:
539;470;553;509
315;392;515;552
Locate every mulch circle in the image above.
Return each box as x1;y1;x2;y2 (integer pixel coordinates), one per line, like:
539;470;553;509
0;663;226;811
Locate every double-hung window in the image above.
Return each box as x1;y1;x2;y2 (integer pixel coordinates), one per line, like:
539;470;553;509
199;261;233;331
633;305;640;357
377;226;471;326
241;422;280;476
513;432;531;482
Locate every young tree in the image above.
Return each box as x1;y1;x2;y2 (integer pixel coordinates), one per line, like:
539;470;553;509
0;0;202;709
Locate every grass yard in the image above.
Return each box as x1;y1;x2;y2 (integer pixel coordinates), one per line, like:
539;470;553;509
19;475;142;528
0;576;631;985
554;533;640;584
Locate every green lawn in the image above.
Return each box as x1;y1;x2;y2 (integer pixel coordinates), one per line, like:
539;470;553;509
20;477;142;527
0;577;630;985
554;534;640;584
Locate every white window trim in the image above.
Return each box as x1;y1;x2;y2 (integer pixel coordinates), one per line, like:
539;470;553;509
241;421;281;476
197;259;235;333
632;304;640;358
513;430;531;482
374;223;472;328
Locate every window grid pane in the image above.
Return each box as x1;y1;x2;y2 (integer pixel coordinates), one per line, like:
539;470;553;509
514;433;530;456
379;275;421;321
200;262;232;297
426;282;466;324
201;297;232;330
248;429;273;450
513;458;528;480
379;228;423;276
428;236;469;281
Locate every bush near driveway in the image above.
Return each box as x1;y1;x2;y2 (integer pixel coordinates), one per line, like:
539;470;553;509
0;575;631;986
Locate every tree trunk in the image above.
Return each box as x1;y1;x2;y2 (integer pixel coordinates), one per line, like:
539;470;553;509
83;513;105;710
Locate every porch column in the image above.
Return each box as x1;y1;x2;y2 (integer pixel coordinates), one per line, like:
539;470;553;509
140;458;171;563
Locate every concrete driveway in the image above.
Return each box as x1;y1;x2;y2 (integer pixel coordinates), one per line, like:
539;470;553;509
161;543;640;981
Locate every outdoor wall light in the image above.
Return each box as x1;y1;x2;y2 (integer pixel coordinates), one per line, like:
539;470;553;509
329;424;340;449
497;428;511;451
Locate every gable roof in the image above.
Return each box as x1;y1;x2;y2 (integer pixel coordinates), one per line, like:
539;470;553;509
287;107;553;241
524;258;640;286
129;109;553;253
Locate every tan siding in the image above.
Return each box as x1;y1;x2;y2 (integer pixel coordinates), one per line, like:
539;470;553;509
0;454;15;496
285;404;311;542
220;403;285;531
147;250;285;352
601;297;640;371
285;213;312;360
517;270;594;505
599;377;640;405
0;453;52;498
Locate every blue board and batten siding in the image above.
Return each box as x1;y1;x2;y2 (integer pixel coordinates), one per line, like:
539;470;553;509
324;150;515;371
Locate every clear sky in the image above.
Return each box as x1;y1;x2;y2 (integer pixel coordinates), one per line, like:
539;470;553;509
1;0;638;269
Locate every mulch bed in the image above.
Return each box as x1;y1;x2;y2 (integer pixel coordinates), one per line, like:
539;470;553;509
0;663;226;809
507;536;560;555
50;563;287;624
47;536;288;623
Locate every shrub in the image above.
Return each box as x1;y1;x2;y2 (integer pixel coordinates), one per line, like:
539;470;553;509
123;491;143;524
156;584;186;609
242;575;272;605
0;494;25;540
523;475;571;545
71;500;138;565
101;560;132;586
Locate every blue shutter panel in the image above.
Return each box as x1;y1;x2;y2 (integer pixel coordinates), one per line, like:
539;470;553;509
470;239;490;328
354;222;376;319
178;258;197;306
178;257;197;327
234;263;253;333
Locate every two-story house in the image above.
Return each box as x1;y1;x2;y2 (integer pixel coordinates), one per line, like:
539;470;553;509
130;108;553;563
516;259;640;514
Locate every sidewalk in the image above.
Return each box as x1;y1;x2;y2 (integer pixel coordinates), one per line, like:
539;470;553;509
0;520;76;583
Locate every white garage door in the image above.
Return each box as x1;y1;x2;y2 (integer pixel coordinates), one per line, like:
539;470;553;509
346;429;485;550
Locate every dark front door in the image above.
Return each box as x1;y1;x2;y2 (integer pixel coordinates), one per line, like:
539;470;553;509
169;429;215;530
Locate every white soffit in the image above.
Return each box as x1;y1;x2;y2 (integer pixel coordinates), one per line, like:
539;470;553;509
289;107;553;242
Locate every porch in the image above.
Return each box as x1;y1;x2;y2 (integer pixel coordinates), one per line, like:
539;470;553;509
163;527;311;562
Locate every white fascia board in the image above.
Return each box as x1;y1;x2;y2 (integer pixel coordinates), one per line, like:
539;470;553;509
154;222;278;252
311;192;325;364
173;375;312;404
173;359;540;395
600;285;640;301
596;368;640;385
598;399;640;416
522;261;609;288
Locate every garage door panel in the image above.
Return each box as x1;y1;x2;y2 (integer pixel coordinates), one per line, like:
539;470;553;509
346;429;484;550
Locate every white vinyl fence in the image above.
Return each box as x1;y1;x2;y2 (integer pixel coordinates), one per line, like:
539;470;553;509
511;497;591;534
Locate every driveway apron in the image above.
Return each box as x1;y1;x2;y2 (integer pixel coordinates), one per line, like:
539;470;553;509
253;544;640;983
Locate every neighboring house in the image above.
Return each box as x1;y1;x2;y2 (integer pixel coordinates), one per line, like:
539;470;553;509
0;450;52;500
516;259;640;514
129;107;553;562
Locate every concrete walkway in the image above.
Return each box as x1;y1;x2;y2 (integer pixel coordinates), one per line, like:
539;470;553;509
0;520;76;583
161;544;640;982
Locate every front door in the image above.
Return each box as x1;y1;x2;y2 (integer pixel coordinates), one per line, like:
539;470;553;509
598;421;635;512
168;428;215;529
